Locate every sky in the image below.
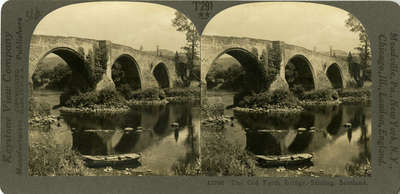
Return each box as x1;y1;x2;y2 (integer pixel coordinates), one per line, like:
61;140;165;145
203;2;363;53
34;2;188;52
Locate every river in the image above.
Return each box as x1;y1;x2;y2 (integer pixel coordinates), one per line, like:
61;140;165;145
207;90;371;176
30;90;200;175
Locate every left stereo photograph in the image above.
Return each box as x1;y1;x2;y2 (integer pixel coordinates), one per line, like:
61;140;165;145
28;2;201;176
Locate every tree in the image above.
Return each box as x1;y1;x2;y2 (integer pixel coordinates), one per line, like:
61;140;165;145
345;14;371;85
172;11;200;87
347;52;360;84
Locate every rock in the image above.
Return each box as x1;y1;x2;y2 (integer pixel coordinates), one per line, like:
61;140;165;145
171;122;179;127
104;166;112;173
298;128;307;132
125;127;134;131
137;126;143;130
310;126;317;131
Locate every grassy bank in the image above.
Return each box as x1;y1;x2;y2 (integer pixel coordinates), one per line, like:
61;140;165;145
29;131;93;176
201;101;257;176
201;123;257;176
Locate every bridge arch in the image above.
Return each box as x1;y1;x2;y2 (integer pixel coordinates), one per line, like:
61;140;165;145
152;62;170;89
326;63;344;89
32;47;92;91
111;54;142;93
207;47;266;92
285;54;316;91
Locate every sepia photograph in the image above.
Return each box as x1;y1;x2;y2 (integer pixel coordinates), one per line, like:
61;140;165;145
200;2;371;177
28;2;201;176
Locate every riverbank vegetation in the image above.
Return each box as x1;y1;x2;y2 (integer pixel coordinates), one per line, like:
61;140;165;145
29;131;93;176
59;87;200;110
338;88;371;103
232;87;370;113
201;102;257;176
233;89;303;114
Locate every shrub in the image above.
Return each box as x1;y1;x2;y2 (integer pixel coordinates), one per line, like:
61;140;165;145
201;128;256;176
270;89;298;105
116;83;133;99
201;101;225;119
63;89;125;107
290;84;305;98
301;89;339;101
97;88;126;106
45;64;72;90
164;87;200;98
64;91;98;107
237;89;299;108
29;97;51;118
173;80;186;88
338;88;371;98
130;88;163;100
29;132;92;176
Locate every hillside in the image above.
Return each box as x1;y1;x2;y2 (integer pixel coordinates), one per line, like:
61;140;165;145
36;55;67;71
209;56;241;73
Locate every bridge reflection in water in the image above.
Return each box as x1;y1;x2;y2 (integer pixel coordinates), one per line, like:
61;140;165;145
232;104;371;176
61;103;200;173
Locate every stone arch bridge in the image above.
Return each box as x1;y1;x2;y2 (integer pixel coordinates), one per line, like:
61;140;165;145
201;35;353;91
30;35;177;91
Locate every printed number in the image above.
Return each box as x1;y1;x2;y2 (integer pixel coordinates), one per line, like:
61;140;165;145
193;1;213;11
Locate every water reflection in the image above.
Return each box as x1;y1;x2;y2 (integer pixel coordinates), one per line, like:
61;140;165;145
60;103;200;173
233;104;371;176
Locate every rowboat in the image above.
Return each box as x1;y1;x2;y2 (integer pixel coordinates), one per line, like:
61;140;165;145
81;153;141;168
255;153;313;167
256;129;287;134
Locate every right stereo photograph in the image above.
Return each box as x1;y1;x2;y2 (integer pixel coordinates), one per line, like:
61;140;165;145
200;2;371;177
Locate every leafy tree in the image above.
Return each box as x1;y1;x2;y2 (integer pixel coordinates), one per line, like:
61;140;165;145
259;46;281;90
91;43;108;86
345;13;371;85
347;52;362;87
347;51;353;64
172;11;200;87
78;47;85;58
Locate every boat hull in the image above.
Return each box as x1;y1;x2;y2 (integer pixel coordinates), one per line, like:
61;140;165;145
82;153;141;168
255;153;313;167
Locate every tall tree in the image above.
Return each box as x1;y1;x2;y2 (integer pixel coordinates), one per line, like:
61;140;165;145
345;14;371;85
347;51;361;86
172;11;200;87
